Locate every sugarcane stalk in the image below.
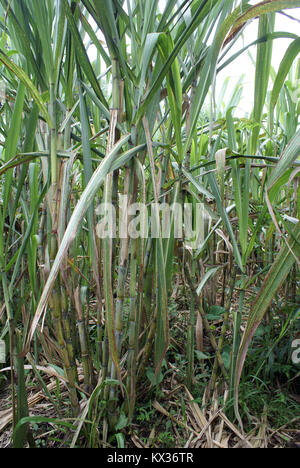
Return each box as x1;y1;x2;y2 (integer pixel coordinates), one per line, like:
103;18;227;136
134;159;146;384
209;266;237;394
74;287;93;394
138;308;158;379
102;56;128;430
102;109;118;425
186;292;195;390
143;239;154;322
184;262;228;381
48;79;79;416
115;168;133;357
229;273;246;401
126;237;138;419
13;329;35;448
61;285;78;387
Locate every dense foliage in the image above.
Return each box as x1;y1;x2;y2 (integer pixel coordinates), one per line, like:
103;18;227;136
0;0;299;448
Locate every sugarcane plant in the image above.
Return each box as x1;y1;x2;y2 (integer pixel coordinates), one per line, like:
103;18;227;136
0;0;299;448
